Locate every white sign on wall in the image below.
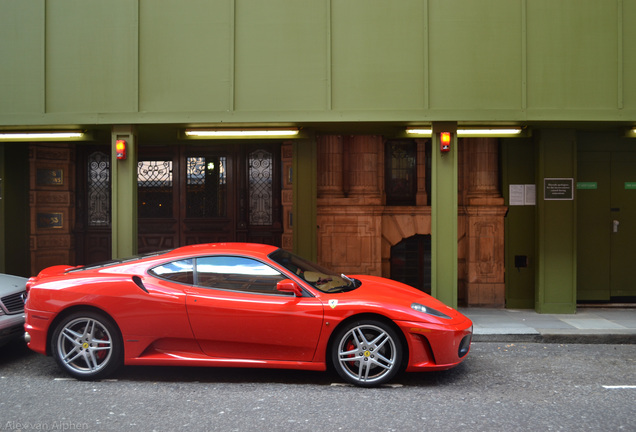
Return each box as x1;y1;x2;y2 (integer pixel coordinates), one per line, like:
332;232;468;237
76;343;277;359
509;184;536;206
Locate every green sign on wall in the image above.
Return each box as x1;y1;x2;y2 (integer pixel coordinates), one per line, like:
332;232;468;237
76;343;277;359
576;182;598;190
625;182;636;190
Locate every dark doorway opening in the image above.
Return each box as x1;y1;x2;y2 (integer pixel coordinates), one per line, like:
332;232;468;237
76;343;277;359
390;234;431;294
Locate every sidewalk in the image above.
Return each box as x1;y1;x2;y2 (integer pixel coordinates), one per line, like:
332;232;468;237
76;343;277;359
459;307;636;344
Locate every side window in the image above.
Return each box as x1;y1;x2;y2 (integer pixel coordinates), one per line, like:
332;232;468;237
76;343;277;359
195;256;287;295
150;259;194;284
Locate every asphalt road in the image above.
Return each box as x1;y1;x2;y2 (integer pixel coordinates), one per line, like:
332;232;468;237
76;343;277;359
0;340;634;431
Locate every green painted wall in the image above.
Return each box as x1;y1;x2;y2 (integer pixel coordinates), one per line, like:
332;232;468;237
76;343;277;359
111;127;138;259
502;139;536;308
1;0;635;126
503;131;581;312
535;130;577;313
292;139;317;262
431;123;458;308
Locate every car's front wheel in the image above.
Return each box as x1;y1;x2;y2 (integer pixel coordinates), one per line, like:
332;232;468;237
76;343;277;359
51;311;123;380
331;319;403;387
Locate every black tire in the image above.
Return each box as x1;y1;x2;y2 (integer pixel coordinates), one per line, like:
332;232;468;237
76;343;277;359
331;319;403;387
50;310;123;380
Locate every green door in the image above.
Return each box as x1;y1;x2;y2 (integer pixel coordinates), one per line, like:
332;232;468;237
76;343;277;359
610;152;636;297
577;151;636;301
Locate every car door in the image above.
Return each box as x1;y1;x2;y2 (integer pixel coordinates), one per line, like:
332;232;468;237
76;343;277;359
184;255;324;361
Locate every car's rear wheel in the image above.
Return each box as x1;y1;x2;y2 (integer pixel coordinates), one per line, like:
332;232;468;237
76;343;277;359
331;319;402;387
51;311;123;380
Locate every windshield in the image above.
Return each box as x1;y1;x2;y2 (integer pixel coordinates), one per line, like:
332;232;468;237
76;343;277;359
269;249;358;293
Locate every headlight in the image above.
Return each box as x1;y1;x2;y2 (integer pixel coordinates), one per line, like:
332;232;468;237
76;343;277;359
411;302;451;319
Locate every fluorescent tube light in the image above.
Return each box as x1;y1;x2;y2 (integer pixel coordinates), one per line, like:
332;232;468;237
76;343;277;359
406;127;523;137
0;131;85;140
185;129;299;138
457;128;522;136
405;128;433;136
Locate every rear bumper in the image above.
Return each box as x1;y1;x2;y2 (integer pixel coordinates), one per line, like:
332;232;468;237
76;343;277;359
396;318;473;372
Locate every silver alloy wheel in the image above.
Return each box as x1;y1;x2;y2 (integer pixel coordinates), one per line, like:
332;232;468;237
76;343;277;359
55;316;113;376
336;323;399;385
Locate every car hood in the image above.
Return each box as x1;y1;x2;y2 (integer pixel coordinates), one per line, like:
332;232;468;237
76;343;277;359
344;275;467;323
0;273;28;296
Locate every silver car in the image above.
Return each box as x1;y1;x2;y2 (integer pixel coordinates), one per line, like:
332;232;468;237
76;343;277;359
0;274;28;347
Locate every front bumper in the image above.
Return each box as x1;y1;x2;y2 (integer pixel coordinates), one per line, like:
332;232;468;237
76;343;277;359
0;313;26;346
23;307;54;355
396;318;473;372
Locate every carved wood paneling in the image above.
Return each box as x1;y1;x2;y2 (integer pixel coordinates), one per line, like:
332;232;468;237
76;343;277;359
29;143;76;275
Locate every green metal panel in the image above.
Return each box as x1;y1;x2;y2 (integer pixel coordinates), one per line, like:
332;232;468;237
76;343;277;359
139;0;233;112
625;0;636;107
331;0;427;111
1;0;636;124
502;139;536;309
45;0;138;114
0;0;44;114
527;0;619;110
429;0;523;110
431;123;458;308
234;0;329;111
292;139;317;262
535;130;577;314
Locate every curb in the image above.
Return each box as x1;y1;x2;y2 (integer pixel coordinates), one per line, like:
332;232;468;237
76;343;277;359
472;332;636;344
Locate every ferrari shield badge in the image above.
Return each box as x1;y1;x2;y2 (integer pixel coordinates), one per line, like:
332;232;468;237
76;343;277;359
329;299;338;309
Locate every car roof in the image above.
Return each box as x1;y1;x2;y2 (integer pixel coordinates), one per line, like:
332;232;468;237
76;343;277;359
161;242;280;260
67;243;281;275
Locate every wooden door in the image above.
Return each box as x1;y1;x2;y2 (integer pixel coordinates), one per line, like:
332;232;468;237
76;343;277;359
75;146;112;265
137;143;282;254
78;143;283;261
137;147;181;253
179;146;236;246
241;143;283;246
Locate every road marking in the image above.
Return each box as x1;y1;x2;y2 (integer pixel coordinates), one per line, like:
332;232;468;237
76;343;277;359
330;382;403;388
602;385;636;389
53;377;118;382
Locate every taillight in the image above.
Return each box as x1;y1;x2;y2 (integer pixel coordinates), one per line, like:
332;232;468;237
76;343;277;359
25;277;37;295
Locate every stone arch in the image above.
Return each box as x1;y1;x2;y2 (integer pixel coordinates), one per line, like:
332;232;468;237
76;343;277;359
380;210;431;278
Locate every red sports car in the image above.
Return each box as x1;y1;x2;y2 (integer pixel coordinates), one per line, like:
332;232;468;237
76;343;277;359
24;243;472;387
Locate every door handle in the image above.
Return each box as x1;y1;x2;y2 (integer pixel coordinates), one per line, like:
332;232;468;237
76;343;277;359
613;220;620;233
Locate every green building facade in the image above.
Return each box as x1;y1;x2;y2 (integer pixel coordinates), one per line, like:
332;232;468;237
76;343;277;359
2;0;635;312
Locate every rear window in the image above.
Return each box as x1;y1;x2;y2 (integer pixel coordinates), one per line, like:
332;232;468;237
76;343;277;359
149;259;194;284
68;250;172;273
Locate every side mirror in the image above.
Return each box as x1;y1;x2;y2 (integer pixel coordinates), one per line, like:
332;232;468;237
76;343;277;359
277;279;303;297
